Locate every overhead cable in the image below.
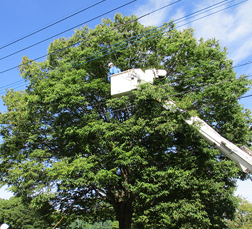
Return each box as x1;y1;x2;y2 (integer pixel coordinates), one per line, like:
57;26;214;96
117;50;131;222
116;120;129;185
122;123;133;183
0;0;238;76
0;0;106;50
0;0;182;75
31;0;243;75
234;60;252;68
70;0;247;70
0;0;248;95
0;0;137;61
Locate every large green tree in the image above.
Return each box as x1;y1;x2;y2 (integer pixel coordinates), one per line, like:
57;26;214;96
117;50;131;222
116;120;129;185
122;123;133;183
0;14;251;229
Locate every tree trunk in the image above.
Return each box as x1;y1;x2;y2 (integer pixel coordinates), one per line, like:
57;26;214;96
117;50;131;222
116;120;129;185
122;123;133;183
114;201;133;229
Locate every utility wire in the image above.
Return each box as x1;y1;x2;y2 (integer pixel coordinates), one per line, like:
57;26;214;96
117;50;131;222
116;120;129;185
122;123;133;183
68;0;247;71
0;0;239;79
0;0;106;50
88;74;252;110
20;0;243;74
0;0;248;95
0;0;183;93
0;0;236;75
0;0;137;61
234;60;252;68
0;72;251;137
44;0;250;70
1;72;251;122
0;0;182;75
1;59;251;96
0;5;249;97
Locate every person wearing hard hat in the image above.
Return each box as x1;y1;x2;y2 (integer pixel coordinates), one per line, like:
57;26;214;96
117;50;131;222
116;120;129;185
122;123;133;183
0;223;9;229
108;62;121;81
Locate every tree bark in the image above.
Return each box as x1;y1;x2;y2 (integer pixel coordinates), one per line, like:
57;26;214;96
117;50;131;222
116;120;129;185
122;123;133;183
110;199;132;229
117;201;133;229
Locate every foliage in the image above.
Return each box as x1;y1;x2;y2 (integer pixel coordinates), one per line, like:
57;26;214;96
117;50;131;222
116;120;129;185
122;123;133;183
69;220;119;229
0;13;251;229
0;197;53;228
226;197;252;229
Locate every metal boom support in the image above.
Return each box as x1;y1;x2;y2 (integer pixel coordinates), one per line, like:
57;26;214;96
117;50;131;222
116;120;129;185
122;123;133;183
110;69;252;174
164;101;252;174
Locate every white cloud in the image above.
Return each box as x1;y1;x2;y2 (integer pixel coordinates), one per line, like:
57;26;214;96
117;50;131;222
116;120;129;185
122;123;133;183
133;0;252;65
133;0;176;26
171;7;186;25
235;179;252;203
189;0;252;64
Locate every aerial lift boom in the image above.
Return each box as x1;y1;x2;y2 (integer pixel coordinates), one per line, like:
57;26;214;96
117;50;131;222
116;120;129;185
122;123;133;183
110;68;252;174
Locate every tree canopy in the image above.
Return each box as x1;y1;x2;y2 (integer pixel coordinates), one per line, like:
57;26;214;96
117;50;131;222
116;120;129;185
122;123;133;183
0;14;251;229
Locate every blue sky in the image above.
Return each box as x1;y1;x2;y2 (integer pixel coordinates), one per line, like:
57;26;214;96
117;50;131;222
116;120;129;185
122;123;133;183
0;0;251;202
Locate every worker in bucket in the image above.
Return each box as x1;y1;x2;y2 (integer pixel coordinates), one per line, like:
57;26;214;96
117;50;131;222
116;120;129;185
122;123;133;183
108;62;121;81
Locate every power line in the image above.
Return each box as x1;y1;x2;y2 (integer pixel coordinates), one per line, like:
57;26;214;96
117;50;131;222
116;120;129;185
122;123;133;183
0;60;251;96
36;0;250;71
234;60;252;68
0;0;137;62
173;0;236;23
99;74;252;110
0;0;236;74
69;0;247;71
1;66;251;117
0;69;251;121
0;0;241;80
0;0;183;75
0;1;184;95
0;71;251;132
0;0;106;50
0;0;248;95
0;1;249;115
0;79;25;90
26;0;244;73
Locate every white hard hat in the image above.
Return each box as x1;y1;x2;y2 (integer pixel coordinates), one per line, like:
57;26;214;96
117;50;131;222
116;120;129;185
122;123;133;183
1;223;9;229
108;62;113;67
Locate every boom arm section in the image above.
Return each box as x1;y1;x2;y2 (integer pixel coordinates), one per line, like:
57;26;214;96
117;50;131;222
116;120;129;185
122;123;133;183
110;68;252;174
164;101;252;174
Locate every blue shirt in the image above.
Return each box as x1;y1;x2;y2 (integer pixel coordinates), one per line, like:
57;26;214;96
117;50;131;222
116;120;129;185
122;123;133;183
108;66;121;81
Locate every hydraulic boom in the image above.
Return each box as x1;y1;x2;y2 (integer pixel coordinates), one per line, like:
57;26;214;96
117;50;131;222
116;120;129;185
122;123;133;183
164;100;252;174
110;68;252;174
